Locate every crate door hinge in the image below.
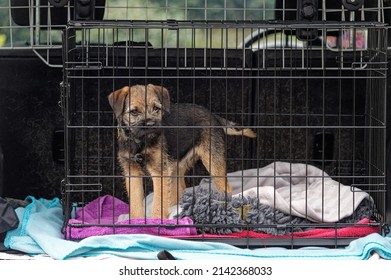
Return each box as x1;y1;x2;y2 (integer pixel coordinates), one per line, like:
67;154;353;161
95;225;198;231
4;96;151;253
297;0;318;41
75;0;97;20
59;82;69;117
342;0;364;11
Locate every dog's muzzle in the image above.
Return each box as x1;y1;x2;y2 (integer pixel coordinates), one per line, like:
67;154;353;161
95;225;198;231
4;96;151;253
117;124;135;140
134;119;161;139
117;119;161;141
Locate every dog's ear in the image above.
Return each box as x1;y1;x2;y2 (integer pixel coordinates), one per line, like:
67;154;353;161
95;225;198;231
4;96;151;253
149;84;170;112
108;86;129;118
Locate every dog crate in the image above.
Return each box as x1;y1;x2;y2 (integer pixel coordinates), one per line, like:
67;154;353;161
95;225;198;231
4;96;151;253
1;0;388;248
61;11;389;247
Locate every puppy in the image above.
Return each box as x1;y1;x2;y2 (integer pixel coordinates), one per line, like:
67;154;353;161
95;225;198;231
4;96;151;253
108;84;256;218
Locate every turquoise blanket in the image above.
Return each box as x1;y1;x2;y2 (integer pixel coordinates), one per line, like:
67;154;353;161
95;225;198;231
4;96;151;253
4;196;391;260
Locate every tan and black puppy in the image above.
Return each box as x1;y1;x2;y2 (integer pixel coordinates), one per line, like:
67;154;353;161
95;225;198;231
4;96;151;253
108;84;256;218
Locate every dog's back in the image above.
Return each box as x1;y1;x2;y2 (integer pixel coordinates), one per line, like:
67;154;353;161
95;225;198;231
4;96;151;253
163;103;219;160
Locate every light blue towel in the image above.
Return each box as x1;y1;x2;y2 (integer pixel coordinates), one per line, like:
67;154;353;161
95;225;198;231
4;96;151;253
4;196;391;260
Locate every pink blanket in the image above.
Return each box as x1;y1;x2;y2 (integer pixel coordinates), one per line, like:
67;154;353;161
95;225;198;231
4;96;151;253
64;195;197;240
180;218;379;239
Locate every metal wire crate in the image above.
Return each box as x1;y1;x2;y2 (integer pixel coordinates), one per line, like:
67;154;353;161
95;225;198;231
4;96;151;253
61;19;388;247
1;0;390;65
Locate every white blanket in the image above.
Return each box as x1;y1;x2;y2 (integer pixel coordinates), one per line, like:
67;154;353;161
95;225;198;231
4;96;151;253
141;162;370;222
227;162;370;223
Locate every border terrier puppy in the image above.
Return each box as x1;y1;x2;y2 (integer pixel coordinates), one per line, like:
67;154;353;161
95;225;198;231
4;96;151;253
108;84;256;218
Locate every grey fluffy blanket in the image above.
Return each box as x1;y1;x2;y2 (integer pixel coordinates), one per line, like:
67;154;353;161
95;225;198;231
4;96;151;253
178;185;375;235
176;162;376;235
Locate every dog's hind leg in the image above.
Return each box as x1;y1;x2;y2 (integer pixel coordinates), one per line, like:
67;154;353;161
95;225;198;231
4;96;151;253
197;137;233;194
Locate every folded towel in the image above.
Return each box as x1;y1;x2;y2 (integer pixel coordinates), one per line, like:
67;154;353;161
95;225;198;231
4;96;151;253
4;196;391;260
64;195;197;239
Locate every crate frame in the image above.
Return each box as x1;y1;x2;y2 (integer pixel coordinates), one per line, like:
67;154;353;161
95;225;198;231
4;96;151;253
60;19;388;248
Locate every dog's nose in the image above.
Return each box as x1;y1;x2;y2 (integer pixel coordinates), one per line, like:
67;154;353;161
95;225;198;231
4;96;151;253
145;120;156;126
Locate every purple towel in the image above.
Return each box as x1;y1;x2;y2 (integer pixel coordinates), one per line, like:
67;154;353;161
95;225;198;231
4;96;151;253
64;195;197;240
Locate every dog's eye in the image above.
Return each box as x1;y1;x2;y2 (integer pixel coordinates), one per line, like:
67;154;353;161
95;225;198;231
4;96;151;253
130;109;140;116
153;105;161;113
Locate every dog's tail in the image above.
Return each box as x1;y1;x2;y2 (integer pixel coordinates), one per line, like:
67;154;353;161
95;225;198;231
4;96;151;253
215;115;256;138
